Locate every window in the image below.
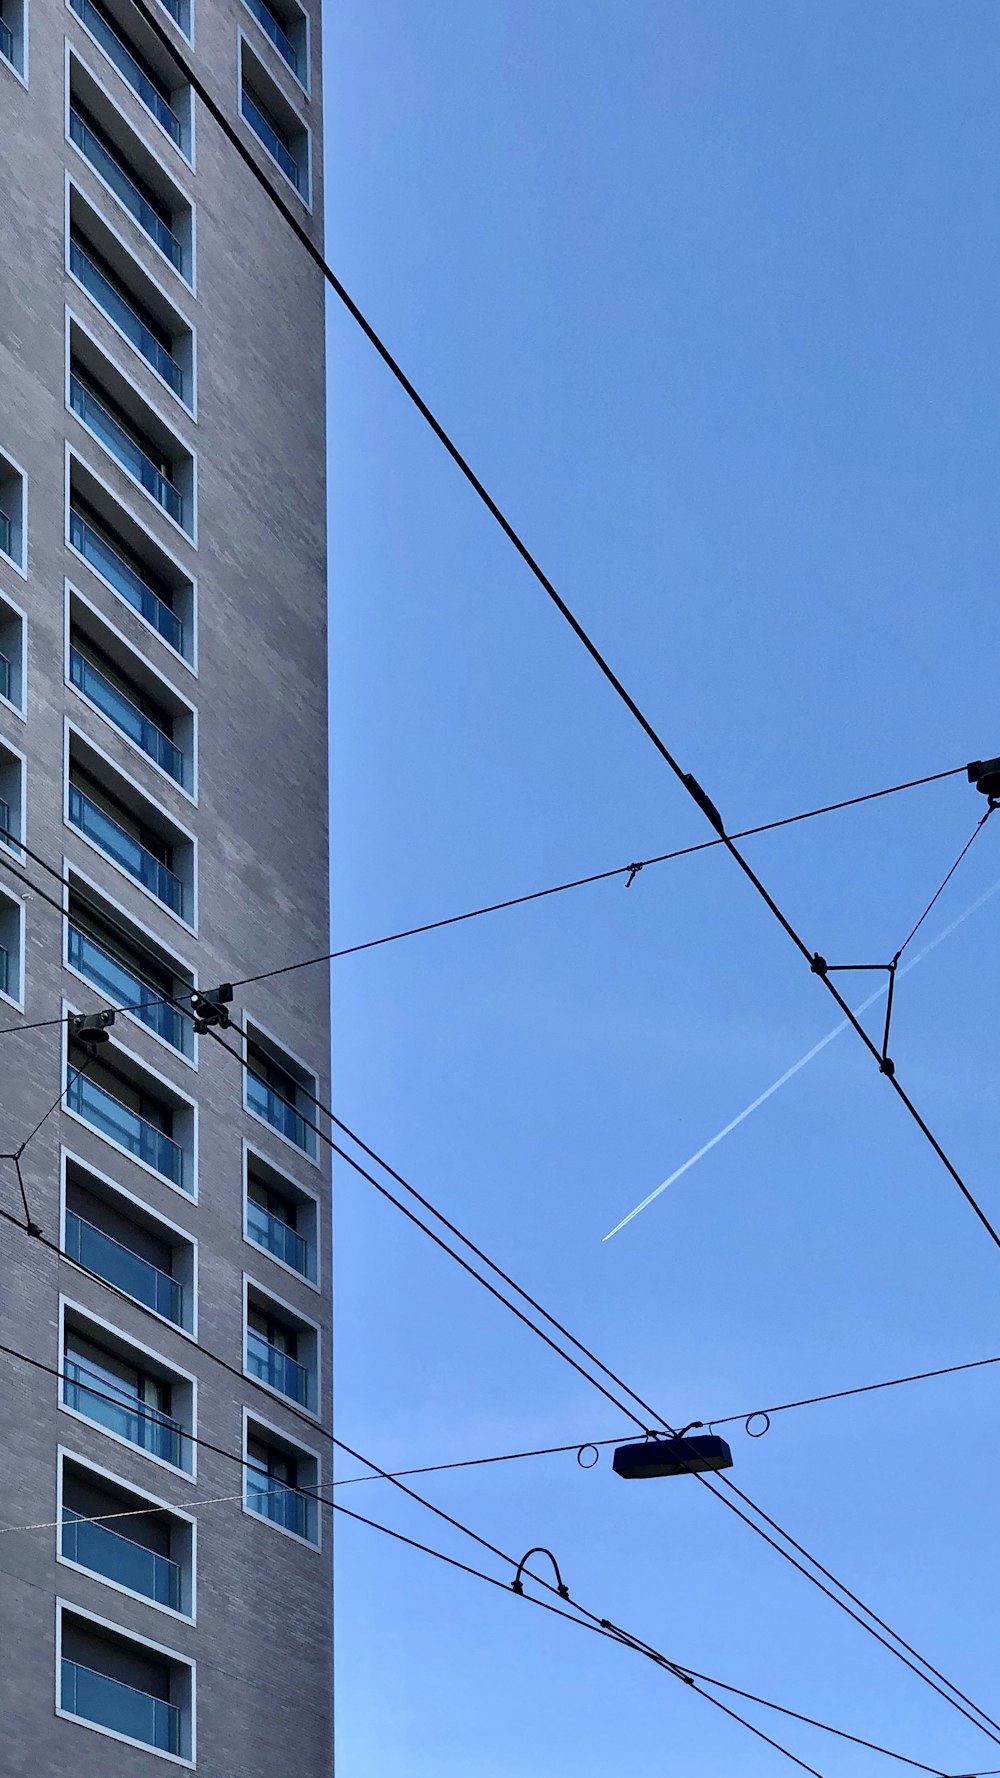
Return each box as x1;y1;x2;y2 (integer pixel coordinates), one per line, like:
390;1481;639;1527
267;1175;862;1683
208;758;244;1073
65;1030;194;1193
68;601;193;791
0;0;26;79
68;458;195;661
0;884;22;1005
0;587;25;712
245;1278;320;1412
0;447;26;572
242;0;307;85
66;875;195;1055
239;39;309;199
244;1021;317;1157
63;1155;196;1329
57;1603;195;1762
61;1303;196;1474
155;0;190;42
68;321;194;535
69;214;193;405
244;1412;319;1545
66;727;196;922
0;738;24;857
68;53;193;280
59;1451;195;1616
245;1146;318;1283
68;0;192;157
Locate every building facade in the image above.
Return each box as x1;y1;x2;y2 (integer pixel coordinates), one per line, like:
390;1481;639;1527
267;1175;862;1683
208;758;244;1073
0;0;331;1770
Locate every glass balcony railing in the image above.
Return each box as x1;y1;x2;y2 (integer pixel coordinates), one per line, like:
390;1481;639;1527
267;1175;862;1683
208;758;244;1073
246;1474;311;1539
70;647;184;783
241;89;300;189
69;509;184;654
246;1073;312;1152
67;921;184;1049
65;1208;183;1324
68;781;184;916
69;107;184;271
70;240;183;395
0;507;11;556
63;1354;187;1466
244;0;298;74
0;17;13;62
0;943;8;997
66;1069;185;1188
61;1657;180;1754
62;1507;182;1610
246;1328;309;1405
246;1199;308;1275
69;0;182;144
70;374;184;526
0;649;10;701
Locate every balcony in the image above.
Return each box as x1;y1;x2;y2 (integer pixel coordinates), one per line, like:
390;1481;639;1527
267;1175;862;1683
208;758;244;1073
246;1327;309;1405
241;86;300;189
246;1473;310;1538
61;1656;180;1755
68;921;184;1049
69;0;182;145
68;781;184;915
66;1069;184;1187
62;1507;182;1610
0;16;12;62
70;507;184;655
63;1353;186;1465
244;0;298;75
70;239;183;396
70;646;184;783
247;1198;308;1276
69;105;183;271
65;1207;183;1323
246;1072;311;1152
70;372;184;526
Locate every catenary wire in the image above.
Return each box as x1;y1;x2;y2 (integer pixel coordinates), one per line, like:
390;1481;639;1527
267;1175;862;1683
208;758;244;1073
893;806;996;965
0;760;966;1037
114;0;1000;1259
6;1031;999;1751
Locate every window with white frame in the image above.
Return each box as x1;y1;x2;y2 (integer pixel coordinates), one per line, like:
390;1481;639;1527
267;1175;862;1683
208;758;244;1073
59;1449;195;1617
57;1601;195;1762
244;1020;317;1158
0;738;24;855
244;1278;319;1412
244;1412;320;1545
244;1146;318;1282
61;1302;196;1474
239;38;309;199
68;456;196;662
0;587;25;711
65;873;196;1057
0;447;25;570
63;1153;196;1331
64;1017;196;1194
0;882;22;1004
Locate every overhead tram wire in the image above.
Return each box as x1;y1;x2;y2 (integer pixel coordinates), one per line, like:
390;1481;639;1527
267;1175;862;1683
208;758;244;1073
5;998;998;1750
0;760;968;1039
119;0;1000;1255
0;1334;956;1778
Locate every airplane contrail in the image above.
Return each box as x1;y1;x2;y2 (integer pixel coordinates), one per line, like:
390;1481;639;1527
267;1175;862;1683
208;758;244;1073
602;875;1000;1242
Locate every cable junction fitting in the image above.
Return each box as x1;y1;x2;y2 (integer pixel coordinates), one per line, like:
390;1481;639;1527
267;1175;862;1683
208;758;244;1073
190;983;233;1035
511;1546;570;1599
68;1009;115;1055
967;756;1000;798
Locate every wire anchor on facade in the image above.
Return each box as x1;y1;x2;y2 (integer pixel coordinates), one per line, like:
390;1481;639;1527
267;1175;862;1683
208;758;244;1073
67;1009;115;1055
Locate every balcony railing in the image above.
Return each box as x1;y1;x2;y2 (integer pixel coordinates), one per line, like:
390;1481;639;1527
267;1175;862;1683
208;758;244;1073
62;1507;182;1610
70;374;184;526
66;1069;185;1188
0;507;11;556
244;0;298;74
69;509;184;654
241;88;300;189
69;0;182;144
246;1072;312;1152
68;781;184;915
69;107;184;271
246;1328;309;1405
70;646;184;783
247;1198;308;1275
67;921;184;1049
246;1474;311;1539
65;1208;183;1324
63;1353;186;1466
70;239;183;395
0;15;12;62
61;1657;180;1754
0;649;10;702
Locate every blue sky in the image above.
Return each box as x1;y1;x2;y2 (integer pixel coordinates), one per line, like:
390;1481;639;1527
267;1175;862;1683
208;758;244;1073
323;5;1000;1772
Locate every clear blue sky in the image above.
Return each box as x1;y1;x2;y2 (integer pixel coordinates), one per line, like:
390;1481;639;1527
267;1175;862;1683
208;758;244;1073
323;5;1000;1772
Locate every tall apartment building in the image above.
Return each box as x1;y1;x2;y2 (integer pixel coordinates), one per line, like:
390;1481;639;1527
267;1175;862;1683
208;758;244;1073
0;0;331;1770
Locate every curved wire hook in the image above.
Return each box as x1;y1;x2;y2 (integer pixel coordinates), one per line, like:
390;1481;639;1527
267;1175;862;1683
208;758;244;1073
511;1546;570;1599
745;1411;771;1439
576;1444;600;1469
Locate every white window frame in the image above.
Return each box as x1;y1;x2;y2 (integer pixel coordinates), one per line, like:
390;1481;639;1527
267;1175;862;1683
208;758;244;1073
243;1270;323;1422
60;996;200;1203
60;1145;199;1340
65;0;196;169
0;731;26;860
63;856;199;1067
0;581;27;717
0;880;25;1012
242;1009;321;1167
242;1137;321;1294
58;1295;199;1483
56;1444;197;1623
237;30;312;211
55;1596;196;1767
0;443;28;579
0;0;29;86
242;1404;322;1551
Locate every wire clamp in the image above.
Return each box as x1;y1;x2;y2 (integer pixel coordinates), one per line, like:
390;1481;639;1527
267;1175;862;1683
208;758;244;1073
191;983;233;1035
511;1546;570;1599
810;953;828;976
625;862;644;888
